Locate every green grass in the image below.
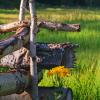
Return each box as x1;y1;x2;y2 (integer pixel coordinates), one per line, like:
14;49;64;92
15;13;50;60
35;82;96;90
0;8;100;100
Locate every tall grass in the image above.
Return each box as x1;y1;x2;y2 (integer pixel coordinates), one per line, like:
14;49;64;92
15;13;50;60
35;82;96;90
0;8;100;100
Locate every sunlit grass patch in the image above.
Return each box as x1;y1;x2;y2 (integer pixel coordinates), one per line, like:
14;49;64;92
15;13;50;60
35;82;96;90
0;66;10;73
0;32;15;40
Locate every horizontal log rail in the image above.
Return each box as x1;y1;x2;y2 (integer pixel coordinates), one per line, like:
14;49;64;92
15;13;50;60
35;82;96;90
0;20;80;59
39;21;80;32
0;87;73;99
0;43;78;69
0;71;30;96
0;21;80;33
0;21;29;33
0;27;30;59
0;71;72;98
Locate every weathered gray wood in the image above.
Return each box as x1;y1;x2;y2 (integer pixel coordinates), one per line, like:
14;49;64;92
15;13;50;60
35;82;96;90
39;21;80;32
0;87;73;100
0;92;32;100
29;0;39;99
0;47;30;68
0;72;30;96
0;21;80;33
0;43;78;69
38;87;73;100
0;21;28;33
19;0;27;21
0;27;29;59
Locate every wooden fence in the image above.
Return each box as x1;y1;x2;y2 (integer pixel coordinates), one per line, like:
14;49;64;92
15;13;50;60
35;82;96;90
0;0;80;99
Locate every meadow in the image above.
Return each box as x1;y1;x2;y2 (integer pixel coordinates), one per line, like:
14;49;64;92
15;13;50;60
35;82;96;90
0;8;100;100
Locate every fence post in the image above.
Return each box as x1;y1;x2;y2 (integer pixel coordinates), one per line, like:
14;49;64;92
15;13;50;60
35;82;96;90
19;0;27;21
29;0;39;100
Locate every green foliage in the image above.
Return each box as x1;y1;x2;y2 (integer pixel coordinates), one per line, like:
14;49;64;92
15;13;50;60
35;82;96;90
0;67;10;73
37;0;100;7
0;0;20;8
0;0;100;8
0;32;15;40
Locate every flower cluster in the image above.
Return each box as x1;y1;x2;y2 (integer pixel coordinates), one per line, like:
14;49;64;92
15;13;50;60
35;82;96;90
48;66;70;77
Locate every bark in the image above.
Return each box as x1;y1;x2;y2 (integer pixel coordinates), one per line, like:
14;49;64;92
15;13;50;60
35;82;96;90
19;1;32;99
0;27;29;59
0;72;30;96
29;0;38;99
19;0;27;21
0;92;32;100
0;87;72;100
0;21;29;33
0;43;78;69
0;21;80;33
0;47;30;68
39;21;80;32
38;87;73;100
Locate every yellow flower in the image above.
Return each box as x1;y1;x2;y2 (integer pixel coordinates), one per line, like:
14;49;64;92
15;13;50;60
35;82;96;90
48;66;70;77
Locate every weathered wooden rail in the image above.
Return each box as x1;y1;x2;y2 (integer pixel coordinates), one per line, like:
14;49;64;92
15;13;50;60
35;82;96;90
0;86;73;100
0;43;78;69
0;21;80;59
0;21;80;33
0;25;79;100
0;72;30;96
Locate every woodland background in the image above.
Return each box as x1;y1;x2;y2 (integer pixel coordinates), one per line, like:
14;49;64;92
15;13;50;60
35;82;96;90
0;0;100;8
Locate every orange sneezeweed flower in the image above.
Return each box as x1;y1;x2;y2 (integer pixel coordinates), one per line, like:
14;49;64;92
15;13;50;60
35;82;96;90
48;66;70;77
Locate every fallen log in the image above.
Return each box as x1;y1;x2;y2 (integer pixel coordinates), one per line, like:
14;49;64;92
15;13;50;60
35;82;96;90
0;43;78;69
0;21;80;33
